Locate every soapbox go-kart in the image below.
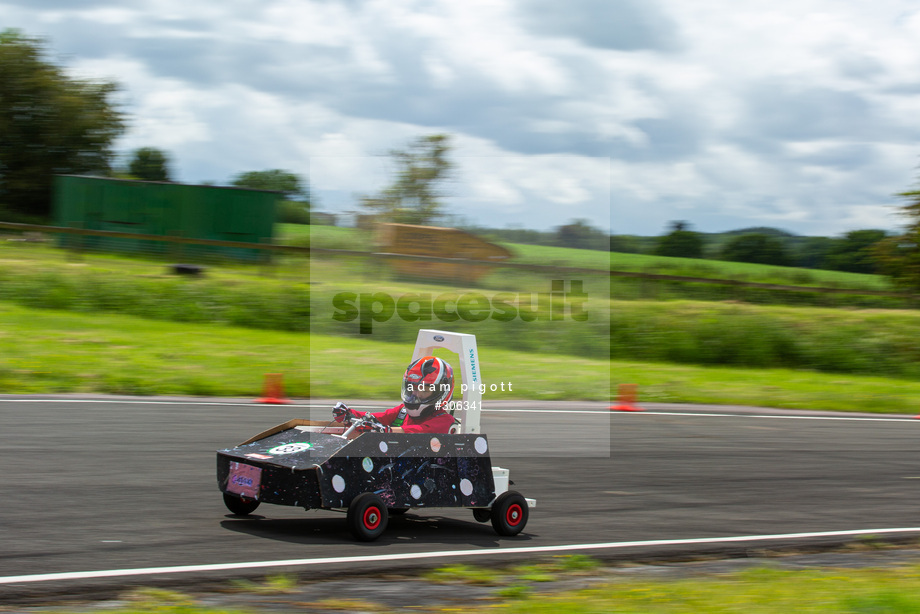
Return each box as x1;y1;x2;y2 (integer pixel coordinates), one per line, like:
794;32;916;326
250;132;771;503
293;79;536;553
216;329;536;541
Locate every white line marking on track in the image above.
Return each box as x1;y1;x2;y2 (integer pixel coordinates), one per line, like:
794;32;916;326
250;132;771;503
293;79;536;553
486;409;919;422
3;527;920;585
632;411;920;423
0;398;315;408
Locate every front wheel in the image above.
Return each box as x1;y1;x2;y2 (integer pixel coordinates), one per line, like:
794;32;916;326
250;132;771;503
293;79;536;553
490;491;528;536
348;493;389;541
223;492;260;515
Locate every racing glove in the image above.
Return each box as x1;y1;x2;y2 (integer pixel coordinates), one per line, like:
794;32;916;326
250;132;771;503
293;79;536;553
353;415;391;433
332;402;354;424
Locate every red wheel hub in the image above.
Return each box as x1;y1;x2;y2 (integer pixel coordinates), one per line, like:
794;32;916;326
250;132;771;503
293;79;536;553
363;506;381;530
506;503;523;526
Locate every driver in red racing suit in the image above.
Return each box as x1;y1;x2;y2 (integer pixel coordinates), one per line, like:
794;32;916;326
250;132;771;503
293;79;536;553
333;356;457;434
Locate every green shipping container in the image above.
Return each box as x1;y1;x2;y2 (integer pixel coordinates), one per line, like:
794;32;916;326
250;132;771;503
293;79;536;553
53;175;279;262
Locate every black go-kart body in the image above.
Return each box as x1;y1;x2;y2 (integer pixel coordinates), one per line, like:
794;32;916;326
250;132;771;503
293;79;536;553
216;419;530;540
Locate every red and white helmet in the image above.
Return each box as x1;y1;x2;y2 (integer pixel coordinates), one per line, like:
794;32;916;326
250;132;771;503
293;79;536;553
401;355;454;416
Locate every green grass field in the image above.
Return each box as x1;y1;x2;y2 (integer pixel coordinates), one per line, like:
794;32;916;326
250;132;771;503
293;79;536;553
3;302;920;413
0;224;897;304
2;225;920;408
2;229;920;386
281;224;893;292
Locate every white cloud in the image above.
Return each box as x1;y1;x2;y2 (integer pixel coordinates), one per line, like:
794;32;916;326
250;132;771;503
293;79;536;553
4;0;920;234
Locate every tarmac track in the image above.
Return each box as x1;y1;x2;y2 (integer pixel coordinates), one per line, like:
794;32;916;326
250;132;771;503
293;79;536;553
1;396;919;601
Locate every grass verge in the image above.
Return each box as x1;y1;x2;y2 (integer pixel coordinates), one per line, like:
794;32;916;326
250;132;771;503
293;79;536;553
60;558;920;613
485;565;920;613
2;302;920;413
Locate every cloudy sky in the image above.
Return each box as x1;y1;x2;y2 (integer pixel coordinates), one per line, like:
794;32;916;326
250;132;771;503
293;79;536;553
5;0;920;235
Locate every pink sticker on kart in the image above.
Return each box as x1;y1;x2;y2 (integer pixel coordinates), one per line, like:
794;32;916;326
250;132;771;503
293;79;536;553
227;461;261;499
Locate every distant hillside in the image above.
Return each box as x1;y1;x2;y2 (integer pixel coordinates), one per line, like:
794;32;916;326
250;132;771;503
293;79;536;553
459;223;889;275
718;226;797;237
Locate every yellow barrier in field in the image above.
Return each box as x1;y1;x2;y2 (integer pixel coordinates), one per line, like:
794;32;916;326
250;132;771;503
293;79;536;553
376;223;512;283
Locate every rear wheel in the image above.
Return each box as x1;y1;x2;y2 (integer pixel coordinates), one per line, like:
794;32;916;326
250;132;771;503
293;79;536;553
490;491;528;536
223;492;260;515
472;508;491;523
348;493;389;541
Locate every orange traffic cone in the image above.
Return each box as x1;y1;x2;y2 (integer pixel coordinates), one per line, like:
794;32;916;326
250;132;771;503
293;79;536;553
257;373;289;404
610;383;643;412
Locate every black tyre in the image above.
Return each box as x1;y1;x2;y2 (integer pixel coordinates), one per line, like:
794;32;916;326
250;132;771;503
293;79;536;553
348;493;389;541
490;491;528;536
223;492;260;515
472;508;491;523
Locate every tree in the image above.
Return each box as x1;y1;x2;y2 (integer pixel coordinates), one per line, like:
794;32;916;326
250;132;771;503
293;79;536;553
721;233;790;266
609;234;643;253
555;219;607;250
127;147;172;182
360;134;453;226
822;229;887;274
232;169;310;224
876;187;920;290
654;221;705;258
794;236;835;269
0;29;125;220
231;169;308;201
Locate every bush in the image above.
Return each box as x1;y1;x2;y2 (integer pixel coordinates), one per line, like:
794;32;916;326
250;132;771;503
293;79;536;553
0;268;311;331
608;302;920;378
277;200;310;224
721;233;791;266
655;229;705;258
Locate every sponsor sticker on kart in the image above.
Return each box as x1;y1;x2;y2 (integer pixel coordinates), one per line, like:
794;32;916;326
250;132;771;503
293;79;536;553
227;461;261;499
